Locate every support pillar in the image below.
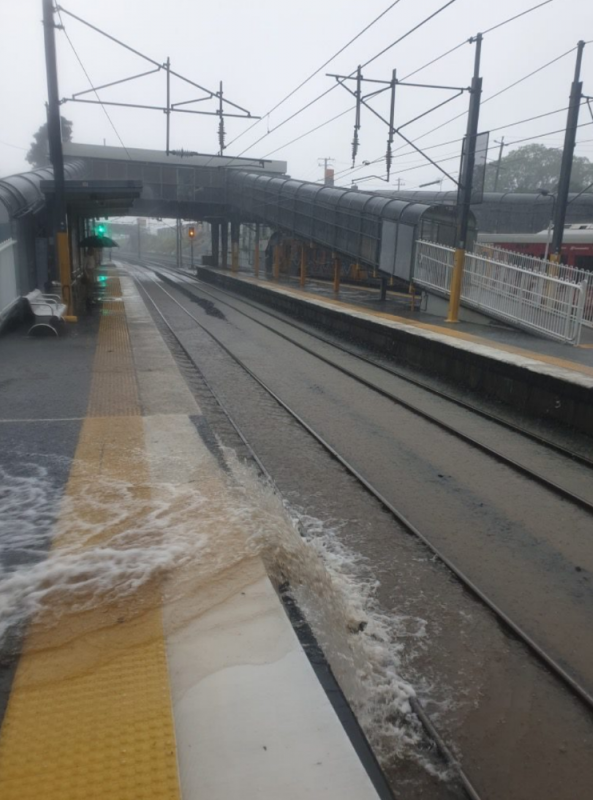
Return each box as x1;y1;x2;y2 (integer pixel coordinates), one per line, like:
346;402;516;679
254;224;260;278
273;245;280;281
300;244;307;288
231;218;240;273
333;254;341;293
379;277;387;301
211;221;220;266
221;221;229;269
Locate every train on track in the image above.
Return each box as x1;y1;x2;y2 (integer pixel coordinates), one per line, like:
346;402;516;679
477;224;593;271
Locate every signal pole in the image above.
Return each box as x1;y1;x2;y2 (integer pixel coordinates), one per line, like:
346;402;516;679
42;0;72;314
446;33;483;324
551;40;586;262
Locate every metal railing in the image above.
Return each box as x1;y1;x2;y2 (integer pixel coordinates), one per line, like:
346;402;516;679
414;240;588;344
0;239;18;324
475;242;593;328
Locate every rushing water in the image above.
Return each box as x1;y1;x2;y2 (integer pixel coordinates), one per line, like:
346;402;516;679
0;449;449;780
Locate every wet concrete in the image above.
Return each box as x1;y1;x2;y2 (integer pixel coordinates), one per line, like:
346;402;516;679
134;267;593;800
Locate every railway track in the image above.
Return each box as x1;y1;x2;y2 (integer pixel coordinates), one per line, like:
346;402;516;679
136;259;593;514
130;261;593;798
131;267;483;800
138;258;593;469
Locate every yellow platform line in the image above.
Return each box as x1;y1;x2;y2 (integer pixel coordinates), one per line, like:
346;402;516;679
227;271;593;379
0;276;181;800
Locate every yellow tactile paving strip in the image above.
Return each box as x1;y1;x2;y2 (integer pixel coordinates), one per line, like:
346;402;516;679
0;275;181;800
230;272;593;379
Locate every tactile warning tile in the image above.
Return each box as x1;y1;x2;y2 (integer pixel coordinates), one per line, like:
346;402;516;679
87;276;141;417
0;617;179;800
0;278;181;799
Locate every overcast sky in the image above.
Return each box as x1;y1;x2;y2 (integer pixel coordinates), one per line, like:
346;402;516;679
1;0;592;191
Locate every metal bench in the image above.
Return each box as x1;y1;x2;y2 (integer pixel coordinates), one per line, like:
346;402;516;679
25;290;67;336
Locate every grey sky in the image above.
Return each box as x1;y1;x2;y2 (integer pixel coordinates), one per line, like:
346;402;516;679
1;0;592;191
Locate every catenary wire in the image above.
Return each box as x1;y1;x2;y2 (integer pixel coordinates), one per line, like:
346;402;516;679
232;0;459;160
225;0;405;151
57;8;133;160
401;0;555;81
246;0;558;168
334;45;578;183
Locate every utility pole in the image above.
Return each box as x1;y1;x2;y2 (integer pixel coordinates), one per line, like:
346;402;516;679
395;178;405;192
318;157;335;185
447;33;483;324
551;40;586;262
42;0;72;313
493;137;505;192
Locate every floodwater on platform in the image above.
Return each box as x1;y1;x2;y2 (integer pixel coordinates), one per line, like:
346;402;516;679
0;448;449;785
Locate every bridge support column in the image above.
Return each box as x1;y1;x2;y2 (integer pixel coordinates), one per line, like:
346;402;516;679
273;245;280;281
231;218;240;274
254;224;260;278
380;277;387;301
211;222;220;266
333;254;341;294
300;245;307;288
221;221;229;269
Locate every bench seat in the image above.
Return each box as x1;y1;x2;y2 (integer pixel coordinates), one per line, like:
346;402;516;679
25;290;67;336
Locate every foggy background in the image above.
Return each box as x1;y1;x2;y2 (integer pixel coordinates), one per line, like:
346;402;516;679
1;0;592;189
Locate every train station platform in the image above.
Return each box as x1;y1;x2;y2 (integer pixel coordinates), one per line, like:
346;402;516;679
195;267;593;436
0;269;385;799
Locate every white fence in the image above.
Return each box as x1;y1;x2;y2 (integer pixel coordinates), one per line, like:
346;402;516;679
0;239;18;323
475;242;593;329
414;240;588;345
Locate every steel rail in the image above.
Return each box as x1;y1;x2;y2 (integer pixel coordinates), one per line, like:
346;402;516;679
132;270;483;800
133;267;593;719
139;257;593;470
141;261;593;514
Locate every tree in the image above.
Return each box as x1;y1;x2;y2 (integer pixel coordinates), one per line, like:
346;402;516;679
26;117;73;169
484;143;593;193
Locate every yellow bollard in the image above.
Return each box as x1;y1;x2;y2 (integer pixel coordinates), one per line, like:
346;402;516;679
300;244;307;288
446;247;466;323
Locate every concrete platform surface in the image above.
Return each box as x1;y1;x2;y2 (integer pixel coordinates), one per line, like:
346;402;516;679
0;272;382;800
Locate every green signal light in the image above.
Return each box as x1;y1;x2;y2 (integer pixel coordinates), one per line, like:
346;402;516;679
96;224;106;236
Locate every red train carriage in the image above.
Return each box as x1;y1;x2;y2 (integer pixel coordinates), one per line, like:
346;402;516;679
477;224;593;271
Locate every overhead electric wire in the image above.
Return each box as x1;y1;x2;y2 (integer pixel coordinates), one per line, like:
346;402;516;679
225;0;405;151
402;0;554;81
232;0;459;160
332;102;585;180
345;120;593;190
57;9;133;160
334;44;579;184
261;107;355;159
258;2;560;170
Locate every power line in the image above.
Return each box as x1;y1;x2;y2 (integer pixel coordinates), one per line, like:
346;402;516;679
0;140;28;152
334;44;579;183
233;0;459;160
331;104;577;179
57;9;133;160
262;107;355;159
261;6;565;175
225;0;405;151
396;2;555;80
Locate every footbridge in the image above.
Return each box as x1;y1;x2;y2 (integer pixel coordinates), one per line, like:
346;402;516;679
2;143;588;343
